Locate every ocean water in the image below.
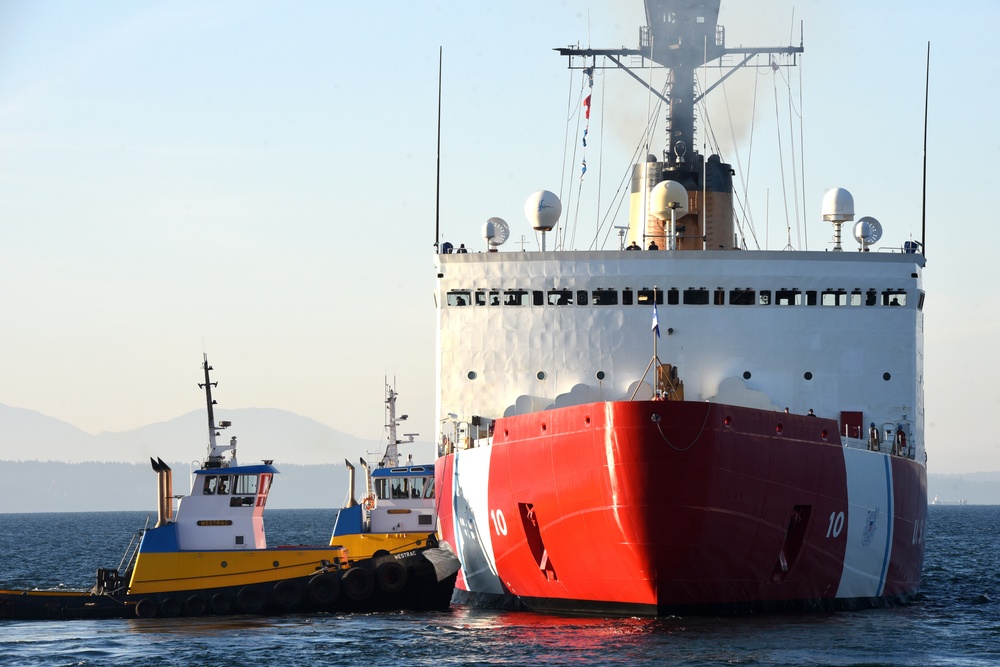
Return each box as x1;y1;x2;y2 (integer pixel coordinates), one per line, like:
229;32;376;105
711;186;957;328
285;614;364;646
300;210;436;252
0;505;996;666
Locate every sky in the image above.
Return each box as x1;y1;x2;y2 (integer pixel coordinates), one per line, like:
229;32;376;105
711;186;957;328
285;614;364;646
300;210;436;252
0;0;997;474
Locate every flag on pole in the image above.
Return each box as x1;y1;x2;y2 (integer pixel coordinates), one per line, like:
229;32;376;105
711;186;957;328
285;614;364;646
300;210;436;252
583;94;591;119
652;303;660;338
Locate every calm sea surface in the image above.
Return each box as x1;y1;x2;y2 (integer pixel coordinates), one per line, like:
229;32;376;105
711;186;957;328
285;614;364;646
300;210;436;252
0;505;996;666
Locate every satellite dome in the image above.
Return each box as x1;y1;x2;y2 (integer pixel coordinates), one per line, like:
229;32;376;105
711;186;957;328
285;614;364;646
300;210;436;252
524;191;562;231
483;217;510;248
822;188;855;222
649;180;689;219
853;216;883;246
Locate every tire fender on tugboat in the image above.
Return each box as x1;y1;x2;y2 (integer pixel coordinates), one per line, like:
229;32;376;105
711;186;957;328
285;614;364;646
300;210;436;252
210;592;232;615
375;560;408;594
159;597;181;618
134;598;157;619
342;567;375;601
272;579;302;609
307;572;340;606
184;594;207;616
237;586;265;614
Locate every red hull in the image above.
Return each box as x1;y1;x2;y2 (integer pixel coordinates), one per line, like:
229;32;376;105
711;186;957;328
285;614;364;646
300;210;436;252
436;401;926;615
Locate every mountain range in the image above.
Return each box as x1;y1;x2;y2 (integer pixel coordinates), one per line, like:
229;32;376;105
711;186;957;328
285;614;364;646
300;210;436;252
0;403;997;512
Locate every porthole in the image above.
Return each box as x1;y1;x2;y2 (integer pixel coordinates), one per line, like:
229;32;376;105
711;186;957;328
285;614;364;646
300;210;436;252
821;429;829;440
220;561;228;568
467;371;477;380
596;370;606;381
541;423;547;432
883;372;891;381
743;371;751;380
272;561;280;568
584;416;591;425
776;423;784;434
804;372;813;380
724;416;732;427
537;371;547;381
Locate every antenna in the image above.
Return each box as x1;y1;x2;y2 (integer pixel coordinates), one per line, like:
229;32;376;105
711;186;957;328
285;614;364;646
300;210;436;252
434;46;443;253
921;42;930;259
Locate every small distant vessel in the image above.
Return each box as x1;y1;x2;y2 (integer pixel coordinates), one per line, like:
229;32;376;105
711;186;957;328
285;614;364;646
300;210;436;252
0;357;457;620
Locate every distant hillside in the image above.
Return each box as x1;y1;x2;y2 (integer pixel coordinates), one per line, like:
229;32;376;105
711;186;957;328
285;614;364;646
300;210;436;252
0;403;431;466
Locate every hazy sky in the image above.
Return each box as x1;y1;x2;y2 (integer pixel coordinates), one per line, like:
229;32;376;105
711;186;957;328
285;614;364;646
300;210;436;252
1;1;996;474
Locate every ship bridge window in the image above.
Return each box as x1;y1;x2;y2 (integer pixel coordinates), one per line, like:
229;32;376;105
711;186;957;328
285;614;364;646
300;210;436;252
865;289;878;306
776;289;801;306
850;289;863;306
637;288;664;305
234;474;259;496
758;290;772;305
488;290;502;306
475;290;487;306
882;290;907;306
217;476;231;495
532;290;544;306
547;289;574;305
203;475;218;495
822;289;848;306
806;290;818;306
713;289;725;305
918;291;925;310
683;288;709;305
408;476;431;499
666;288;679;305
375;478;389;500
390;478;411;499
577;290;588;305
729;288;755;305
622;289;634;305
447;291;470;307
504;289;528;306
592;289;618;305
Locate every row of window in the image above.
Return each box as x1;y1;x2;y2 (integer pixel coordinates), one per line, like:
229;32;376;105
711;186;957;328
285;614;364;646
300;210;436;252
446;287;919;308
201;473;270;496
374;476;435;500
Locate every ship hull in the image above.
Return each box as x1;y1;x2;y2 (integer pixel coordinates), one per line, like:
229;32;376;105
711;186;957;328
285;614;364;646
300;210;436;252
436;400;927;616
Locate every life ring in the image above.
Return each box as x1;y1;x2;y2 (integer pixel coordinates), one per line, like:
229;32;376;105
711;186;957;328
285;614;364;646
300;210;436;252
307;572;340;606
342;567;375;602
361;493;376;511
375;560;408;595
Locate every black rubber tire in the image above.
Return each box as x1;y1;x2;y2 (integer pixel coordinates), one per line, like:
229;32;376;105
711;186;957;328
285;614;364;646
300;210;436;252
237;586;265;614
184;595;207;616
159;597;181;618
210;592;232;615
272;579;302;609
134;598;157;619
375;560;408;595
342;567;375;602
307;573;340;606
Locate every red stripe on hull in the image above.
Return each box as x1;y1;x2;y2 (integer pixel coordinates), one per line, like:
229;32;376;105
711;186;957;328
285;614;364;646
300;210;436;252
437;401;926;614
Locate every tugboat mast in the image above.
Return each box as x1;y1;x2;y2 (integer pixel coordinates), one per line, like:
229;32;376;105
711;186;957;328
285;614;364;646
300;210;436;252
199;353;235;468
379;382;417;468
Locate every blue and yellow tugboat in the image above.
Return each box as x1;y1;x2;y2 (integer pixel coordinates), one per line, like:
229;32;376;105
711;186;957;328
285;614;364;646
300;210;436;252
0;357;459;620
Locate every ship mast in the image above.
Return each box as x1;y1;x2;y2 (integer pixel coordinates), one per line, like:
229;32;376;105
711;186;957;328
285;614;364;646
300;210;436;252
199;354;235;468
379;382;417;468
556;0;803;250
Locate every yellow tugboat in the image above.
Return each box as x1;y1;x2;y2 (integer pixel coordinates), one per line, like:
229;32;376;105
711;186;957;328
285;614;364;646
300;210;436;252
0;356;459;620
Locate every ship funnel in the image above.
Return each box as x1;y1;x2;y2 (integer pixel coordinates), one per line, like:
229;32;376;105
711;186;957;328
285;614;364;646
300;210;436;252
151;457;174;528
524;190;562;252
822;187;855;251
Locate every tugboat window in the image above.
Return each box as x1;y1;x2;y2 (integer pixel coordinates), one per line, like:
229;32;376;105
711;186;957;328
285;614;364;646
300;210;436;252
234;475;258;496
217;476;231;495
203;476;218;495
